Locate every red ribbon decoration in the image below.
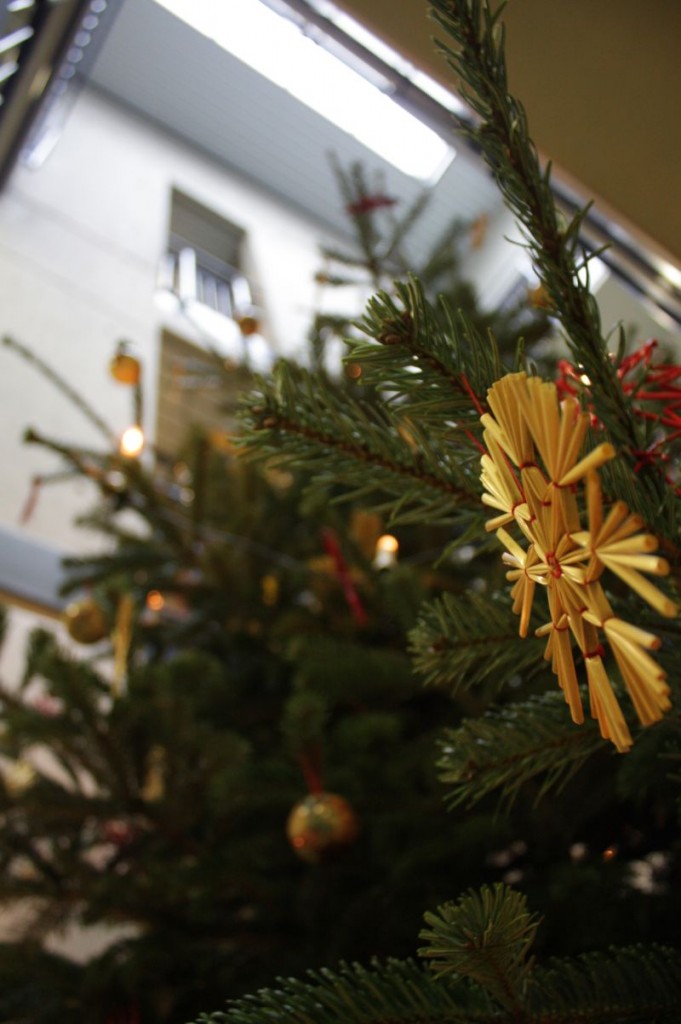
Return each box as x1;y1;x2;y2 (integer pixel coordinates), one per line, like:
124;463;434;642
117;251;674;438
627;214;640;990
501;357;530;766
321;527;368;627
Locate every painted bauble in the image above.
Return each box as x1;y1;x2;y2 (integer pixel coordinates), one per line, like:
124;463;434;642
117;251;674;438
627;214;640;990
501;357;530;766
286;792;358;864
64;597;108;645
109;350;141;385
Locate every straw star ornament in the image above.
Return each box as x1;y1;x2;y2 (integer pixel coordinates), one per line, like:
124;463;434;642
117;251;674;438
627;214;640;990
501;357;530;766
480;372;677;752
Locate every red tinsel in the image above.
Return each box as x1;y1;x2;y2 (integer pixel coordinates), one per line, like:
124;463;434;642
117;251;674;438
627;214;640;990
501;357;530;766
556;339;681;492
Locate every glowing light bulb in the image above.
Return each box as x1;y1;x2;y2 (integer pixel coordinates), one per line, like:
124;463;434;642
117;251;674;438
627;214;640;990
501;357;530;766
119;425;144;457
373;533;399;569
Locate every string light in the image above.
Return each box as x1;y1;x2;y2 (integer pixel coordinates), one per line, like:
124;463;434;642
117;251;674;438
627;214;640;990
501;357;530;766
373;533;399;569
146;590;165;612
119;425;144;457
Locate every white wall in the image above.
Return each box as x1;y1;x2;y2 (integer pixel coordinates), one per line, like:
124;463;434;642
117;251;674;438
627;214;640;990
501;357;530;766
0;86;350;553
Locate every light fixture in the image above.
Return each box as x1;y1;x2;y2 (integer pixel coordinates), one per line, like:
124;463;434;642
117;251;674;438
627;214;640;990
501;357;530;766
656;258;681;291
152;0;454;183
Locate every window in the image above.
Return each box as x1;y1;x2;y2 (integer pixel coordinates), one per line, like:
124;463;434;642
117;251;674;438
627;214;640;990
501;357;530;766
154;189;271;369
157;190;253;322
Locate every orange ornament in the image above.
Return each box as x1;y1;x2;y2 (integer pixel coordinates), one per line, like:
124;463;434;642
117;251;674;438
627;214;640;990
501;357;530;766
109;346;141;385
286;792;358;864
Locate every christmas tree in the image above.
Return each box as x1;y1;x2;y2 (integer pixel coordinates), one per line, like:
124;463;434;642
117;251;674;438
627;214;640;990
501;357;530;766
0;129;551;1019
189;1;681;1021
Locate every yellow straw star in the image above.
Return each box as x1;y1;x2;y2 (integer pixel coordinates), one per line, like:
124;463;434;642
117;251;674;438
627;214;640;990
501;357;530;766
479;371;677;752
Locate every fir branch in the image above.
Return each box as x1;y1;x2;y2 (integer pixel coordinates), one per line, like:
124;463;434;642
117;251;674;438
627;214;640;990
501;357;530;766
22;631;136;803
419;885;540;1014
525;945;681;1023
428;0;679;539
382;189;433;270
193;909;681;1024
409;591;545;693
195;957;496;1024
349;278;503;430
23;427;197;559
329;157;386;284
240;361;484;528
436;692;608;808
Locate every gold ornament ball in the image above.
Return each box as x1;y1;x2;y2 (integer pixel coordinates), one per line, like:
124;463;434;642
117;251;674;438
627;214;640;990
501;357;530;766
109;350;141;385
64;597;108;645
236;314;260;336
286;792;359;864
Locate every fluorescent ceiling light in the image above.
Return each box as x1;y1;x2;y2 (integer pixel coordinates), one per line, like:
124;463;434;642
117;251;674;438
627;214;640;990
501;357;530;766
152;0;454;182
656;258;681;291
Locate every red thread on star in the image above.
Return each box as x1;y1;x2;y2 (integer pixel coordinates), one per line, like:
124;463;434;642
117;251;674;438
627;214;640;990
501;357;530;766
556;340;681;493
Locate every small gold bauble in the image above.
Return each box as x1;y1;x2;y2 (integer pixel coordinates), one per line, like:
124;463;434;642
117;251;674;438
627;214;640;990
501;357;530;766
286;792;359;864
236;314;260;337
64;597;108;645
109;351;141;385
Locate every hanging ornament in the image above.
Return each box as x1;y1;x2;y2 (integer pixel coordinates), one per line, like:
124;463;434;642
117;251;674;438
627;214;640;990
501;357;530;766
479;371;677;752
3;759;37;797
109;342;141;385
112;593;135;696
286;792;359;864
63;596;108;645
235;312;260;336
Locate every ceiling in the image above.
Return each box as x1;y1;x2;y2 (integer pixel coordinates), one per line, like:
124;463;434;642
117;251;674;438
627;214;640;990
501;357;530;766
4;0;678;317
86;0;503;267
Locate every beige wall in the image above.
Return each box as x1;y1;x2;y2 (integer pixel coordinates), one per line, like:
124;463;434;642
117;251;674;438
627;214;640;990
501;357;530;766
0;87;353;552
